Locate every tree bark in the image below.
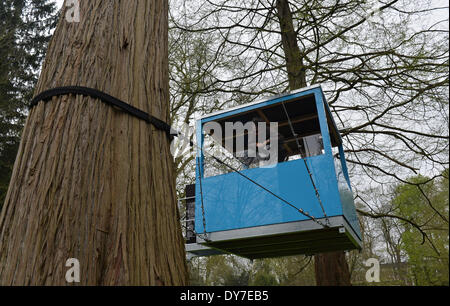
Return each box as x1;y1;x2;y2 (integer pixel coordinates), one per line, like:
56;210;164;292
275;0;351;286
0;1;188;285
314;251;351;286
275;0;307;90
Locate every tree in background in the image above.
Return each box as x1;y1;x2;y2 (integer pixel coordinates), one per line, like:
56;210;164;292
249;259;279;286
202;255;250;286
392;170;449;285
0;0;57;206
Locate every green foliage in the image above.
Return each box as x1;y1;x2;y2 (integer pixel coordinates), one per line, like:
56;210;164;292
392;172;449;286
251;271;278;286
0;0;57;207
249;260;279;286
203;255;250;286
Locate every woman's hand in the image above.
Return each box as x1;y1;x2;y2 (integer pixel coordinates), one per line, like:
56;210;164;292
256;139;270;148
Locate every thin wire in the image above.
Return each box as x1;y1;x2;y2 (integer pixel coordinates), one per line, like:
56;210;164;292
195;156;210;242
281;101;330;226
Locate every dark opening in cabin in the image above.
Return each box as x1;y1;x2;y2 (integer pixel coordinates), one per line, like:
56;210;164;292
202;94;341;177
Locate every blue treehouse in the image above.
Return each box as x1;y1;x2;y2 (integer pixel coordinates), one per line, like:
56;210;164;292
185;85;362;260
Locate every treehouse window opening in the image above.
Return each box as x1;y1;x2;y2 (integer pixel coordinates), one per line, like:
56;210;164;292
201;94;327;177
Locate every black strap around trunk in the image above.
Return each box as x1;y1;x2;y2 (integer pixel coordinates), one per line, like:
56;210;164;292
30;86;176;138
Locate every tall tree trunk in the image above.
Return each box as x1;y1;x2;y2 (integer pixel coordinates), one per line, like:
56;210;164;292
275;0;307;90
0;1;188;285
314;251;351;286
276;0;351;286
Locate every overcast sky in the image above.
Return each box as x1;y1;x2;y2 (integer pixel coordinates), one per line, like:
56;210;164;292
54;0;448;27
